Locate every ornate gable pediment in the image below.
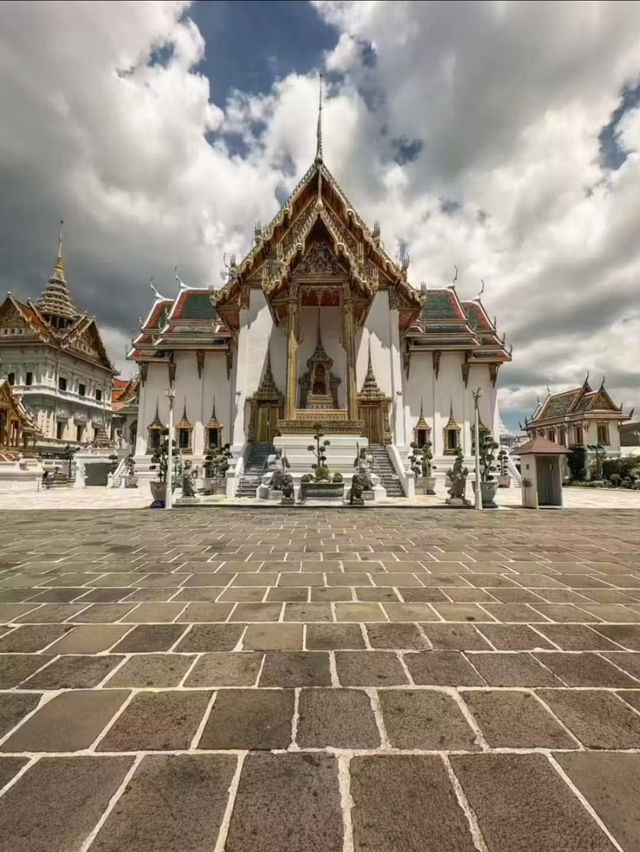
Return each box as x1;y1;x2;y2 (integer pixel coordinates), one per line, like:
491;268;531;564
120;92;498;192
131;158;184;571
292;240;347;277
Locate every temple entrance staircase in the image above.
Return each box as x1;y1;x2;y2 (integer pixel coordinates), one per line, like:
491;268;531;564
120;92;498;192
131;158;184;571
368;444;405;497
236;443;273;497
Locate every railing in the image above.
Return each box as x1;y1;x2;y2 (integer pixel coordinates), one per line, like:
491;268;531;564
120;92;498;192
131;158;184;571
108;456;128;488
385;445;414;498
228;448;247;497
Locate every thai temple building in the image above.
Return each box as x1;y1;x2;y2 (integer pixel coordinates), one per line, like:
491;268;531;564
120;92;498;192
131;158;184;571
524;377;631;458
0;227;116;449
129;89;511;494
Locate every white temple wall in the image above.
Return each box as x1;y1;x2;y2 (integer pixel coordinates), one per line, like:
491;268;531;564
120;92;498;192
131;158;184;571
199;351;232;453
136;362;169;455
298;306;346;408
402;351;435;448
356;292;393;395
387;304;406;446
233;289;275;447
432;351;464;456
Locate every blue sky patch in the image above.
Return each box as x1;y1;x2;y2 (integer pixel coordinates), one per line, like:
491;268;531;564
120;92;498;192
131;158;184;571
190;0;338;105
598;79;640;170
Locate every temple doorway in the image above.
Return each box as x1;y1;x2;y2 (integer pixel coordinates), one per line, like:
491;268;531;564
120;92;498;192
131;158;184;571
256;403;279;443
360;402;385;444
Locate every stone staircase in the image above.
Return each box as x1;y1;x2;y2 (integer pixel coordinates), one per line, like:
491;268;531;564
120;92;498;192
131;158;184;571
236;443;273;497
368;444;406;497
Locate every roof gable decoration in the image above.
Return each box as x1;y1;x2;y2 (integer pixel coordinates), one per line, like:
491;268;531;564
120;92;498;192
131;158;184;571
0;295;50;340
211;81;423;328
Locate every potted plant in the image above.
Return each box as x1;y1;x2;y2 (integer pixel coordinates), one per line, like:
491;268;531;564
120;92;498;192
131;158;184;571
203;443;232;494
472;431;499;508
149;432;177;507
497;449;510;488
300;427;345;502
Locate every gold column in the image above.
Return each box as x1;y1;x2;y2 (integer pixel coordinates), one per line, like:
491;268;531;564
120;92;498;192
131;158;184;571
285;296;298;420
343;293;358;419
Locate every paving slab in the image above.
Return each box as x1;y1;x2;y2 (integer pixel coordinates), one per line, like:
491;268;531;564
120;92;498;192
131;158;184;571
184;652;262;687
305;623;365;649
451;753;615;851
260;651;331;687
0;756;28;789
404;650;484;685
379;689;479;750
461;690;577;748
0;756;133;852
0;693;41;738
91;754;237;852
557;752;640;852
469;652;562;686
225;753;343;852
97;690;211;751
4;506;640;852
365;622;428;649
45;624;132;654
335;651;408;686
0;654;53;688
538;688;640;748
242;623;304;649
1;690;129;752
174;623;244;651
198;688;293;749
350;755;477;852
21;654;124;689
0;624;72;653
476;623;554;650
421;623;491;650
297;688;380;748
105;653;195;687
534;651;639;687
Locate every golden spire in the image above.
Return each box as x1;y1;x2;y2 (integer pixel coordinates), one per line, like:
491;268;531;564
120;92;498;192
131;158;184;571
315;72;323;164
38;219;78;321
55;219;64;276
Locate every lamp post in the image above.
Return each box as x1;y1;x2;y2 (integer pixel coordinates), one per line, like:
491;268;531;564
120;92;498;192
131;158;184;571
472;388;482;510
166;388;175;510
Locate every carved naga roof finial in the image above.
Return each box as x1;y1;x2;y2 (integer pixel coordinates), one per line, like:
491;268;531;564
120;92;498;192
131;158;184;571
315;72;323;164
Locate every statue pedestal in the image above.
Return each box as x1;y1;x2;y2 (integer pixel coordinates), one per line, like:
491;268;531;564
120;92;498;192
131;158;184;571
445;497;471;507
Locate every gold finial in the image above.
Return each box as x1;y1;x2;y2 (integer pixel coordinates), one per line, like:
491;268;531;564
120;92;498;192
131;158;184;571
55;219;64;273
315;72;323;163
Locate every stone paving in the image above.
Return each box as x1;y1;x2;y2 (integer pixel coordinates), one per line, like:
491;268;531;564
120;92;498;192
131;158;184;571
1;507;640;850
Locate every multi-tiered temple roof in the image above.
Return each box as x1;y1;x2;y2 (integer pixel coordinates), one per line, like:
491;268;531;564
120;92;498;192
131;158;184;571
0;229;114;374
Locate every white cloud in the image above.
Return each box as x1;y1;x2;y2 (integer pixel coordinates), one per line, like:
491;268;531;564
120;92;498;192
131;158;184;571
0;0;638;428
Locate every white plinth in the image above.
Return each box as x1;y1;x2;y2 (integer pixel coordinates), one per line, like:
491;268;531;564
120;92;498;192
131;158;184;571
273;434;368;474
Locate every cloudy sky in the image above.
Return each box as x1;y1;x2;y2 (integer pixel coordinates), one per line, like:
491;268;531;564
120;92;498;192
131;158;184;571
1;0;639;431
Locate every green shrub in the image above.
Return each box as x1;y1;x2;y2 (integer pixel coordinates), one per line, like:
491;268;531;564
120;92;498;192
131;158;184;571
567;446;587;482
332;472;343;483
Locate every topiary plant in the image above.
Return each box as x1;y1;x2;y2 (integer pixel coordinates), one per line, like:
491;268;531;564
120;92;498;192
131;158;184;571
479;432;499;482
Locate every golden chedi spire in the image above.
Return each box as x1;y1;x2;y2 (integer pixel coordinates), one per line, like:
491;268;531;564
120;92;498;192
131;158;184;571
37;220;79;322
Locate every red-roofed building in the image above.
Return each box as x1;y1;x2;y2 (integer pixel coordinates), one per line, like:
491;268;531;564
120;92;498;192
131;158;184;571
524;376;631;460
127;104;511;494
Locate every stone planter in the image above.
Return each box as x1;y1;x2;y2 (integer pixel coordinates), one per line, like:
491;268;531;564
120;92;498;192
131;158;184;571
473;480;499;508
149;480;166;506
300;480;344;505
424;476;436;495
498;474;511;489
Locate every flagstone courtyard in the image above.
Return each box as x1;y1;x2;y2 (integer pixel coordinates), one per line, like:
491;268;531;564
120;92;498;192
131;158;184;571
1;507;640;851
